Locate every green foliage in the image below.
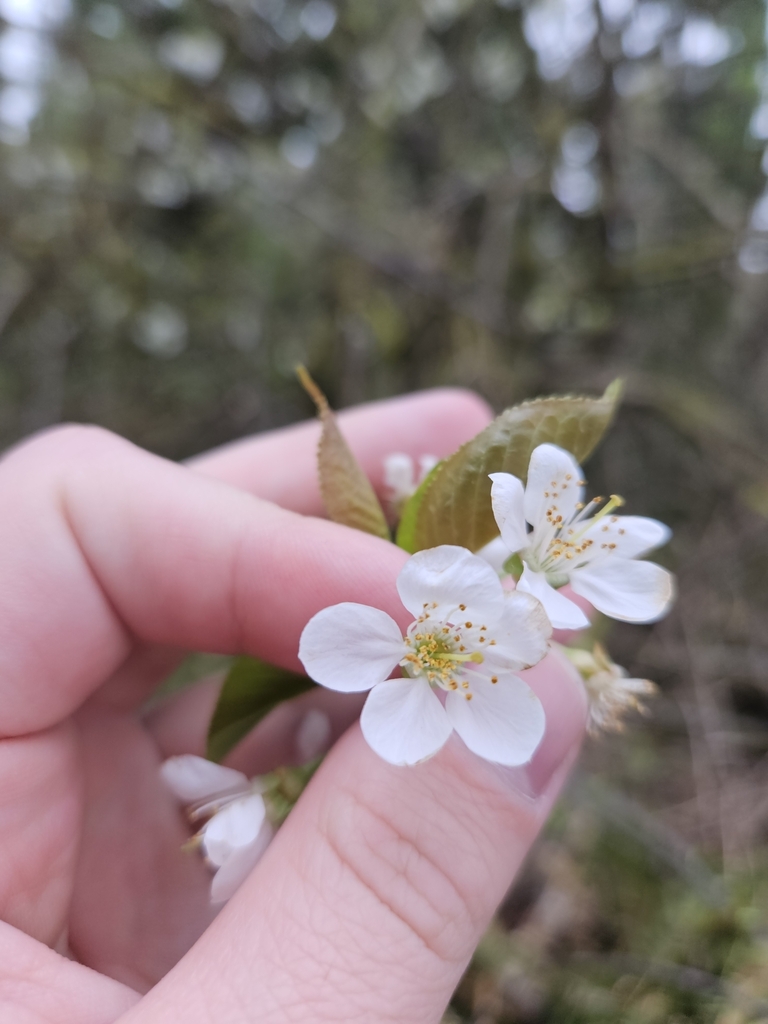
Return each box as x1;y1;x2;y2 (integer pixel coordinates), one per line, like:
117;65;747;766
410;381;623;553
206;656;316;763
395;458;443;552
297;366;390;540
148;652;233;707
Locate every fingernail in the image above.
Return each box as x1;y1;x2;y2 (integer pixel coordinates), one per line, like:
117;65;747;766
296;709;332;762
493;649;587;802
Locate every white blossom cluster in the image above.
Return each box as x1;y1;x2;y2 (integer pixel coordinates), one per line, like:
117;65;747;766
300;443;673;768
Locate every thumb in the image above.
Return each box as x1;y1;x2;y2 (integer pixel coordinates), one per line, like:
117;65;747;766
123;652;585;1024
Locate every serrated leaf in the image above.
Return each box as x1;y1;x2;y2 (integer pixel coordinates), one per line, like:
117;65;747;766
411;380;623;553
297;366;390;541
206;656;317;762
395;459;443;553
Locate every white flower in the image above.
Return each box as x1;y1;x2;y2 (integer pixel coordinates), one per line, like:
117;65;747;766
298;545;551;767
383;452;438;506
563;643;657;736
489;443;674;630
161;755;272;904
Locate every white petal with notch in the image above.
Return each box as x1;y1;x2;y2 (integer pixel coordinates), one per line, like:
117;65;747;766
524;444;585;528
396;545;505;625
360;677;453;766
489;473;528;553
210;822;273;904
160;754;249;803
570;558;674;623
579;514;672;560
483;590;553;671
202;794;267;868
446;674;546;767
299;603;404;692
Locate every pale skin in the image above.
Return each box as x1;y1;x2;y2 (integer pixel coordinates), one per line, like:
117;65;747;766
0;388;587;1024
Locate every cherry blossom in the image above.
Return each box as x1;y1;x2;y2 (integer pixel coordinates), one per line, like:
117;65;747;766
299;545;551;767
488;444;674;629
564;643;657;736
161;755;271;903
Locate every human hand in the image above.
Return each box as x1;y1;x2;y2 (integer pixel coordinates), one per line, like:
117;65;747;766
0;388;586;1023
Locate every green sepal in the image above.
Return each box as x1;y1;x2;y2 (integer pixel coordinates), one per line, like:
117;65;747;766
502;552;524;580
410;380;623;553
262;759;321;826
206;656;317;762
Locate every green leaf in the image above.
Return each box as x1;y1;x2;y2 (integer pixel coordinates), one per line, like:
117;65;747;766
206;656;317;762
297;366;390;541
395;459;443;553
411;380;624;553
146;652;233;709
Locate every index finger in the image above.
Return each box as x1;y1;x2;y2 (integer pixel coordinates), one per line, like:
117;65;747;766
0;425;414;735
188;388;493;514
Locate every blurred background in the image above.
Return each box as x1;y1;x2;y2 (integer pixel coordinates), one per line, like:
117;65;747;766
3;0;768;1019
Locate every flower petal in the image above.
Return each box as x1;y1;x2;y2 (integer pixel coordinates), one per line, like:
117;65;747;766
383;452;415;501
360;678;452;766
397;545;504;625
202;794;267;867
517;564;590;630
484;591;552;672
160;755;249;803
489;473;528;553
570;558;674;623
210;823;273;904
579;514;672;560
524;444;585;528
475;535;510;575
299;603;404;692
445;675;546;767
